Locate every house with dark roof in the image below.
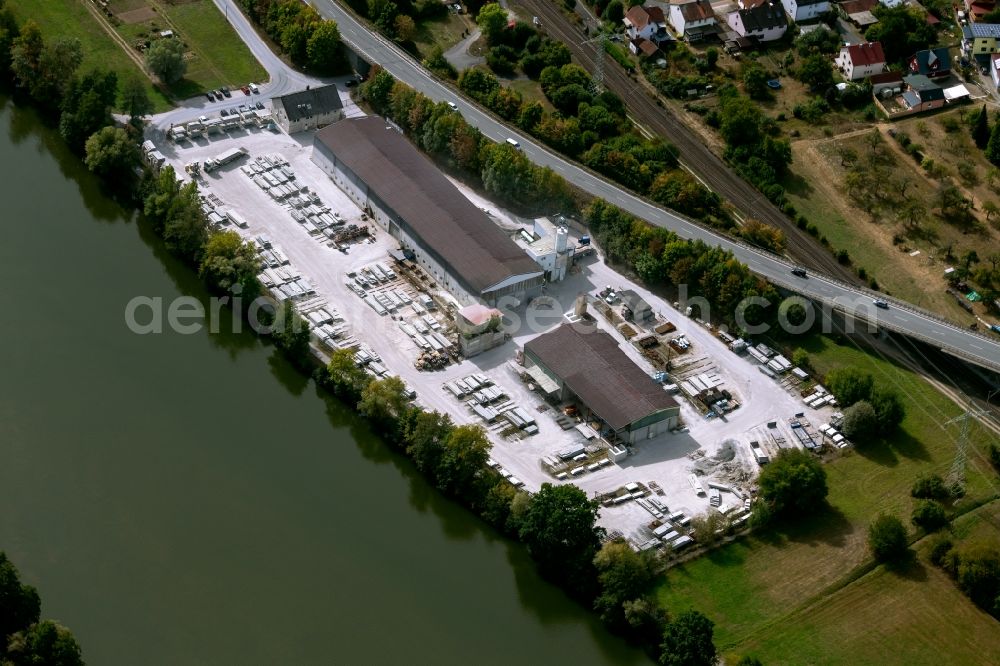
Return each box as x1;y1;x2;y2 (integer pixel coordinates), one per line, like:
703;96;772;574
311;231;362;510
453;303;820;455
668;0;719;41
781;0;831;22
312;118;544;306
271;84;344;134
623;5;673;43
835;41;887;80
869;71;904;97
909;47;951;79
523;324;680;443
726;1;788;42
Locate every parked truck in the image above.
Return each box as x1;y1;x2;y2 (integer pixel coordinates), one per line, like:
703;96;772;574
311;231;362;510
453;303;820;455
204;146;247;172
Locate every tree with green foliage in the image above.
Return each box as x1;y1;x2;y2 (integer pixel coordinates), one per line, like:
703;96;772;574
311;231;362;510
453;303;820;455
84;126;139;179
162;182;209;262
797;53;834;92
986;119;1000;165
120;75;153;125
518;483;604;596
306;20;347;73
758;448;828;517
825;367;875;406
911;473;948;500
11;27;83;113
324;348;371;399
0;1;19;80
360;68;396;113
593;539;656;630
60;69;118;151
738;218;786;253
660;610;717;666
868;513;909;563
742;63;770;100
603;0;625;22
5;620;83;666
393;14;416;43
973;105;990;150
423;46;457;79
955;546;1000;614
437;424;490;497
458;67;501;102
0;552;41;656
649;170;721;219
198;230;262;299
795;26;841;56
517;100;544;131
271;299;311;367
865;6;938;64
477;2;509;45
481;479;519;532
145;37;186;85
911;499;948;532
869;384;905;436
358;376;413;442
840;399;878;440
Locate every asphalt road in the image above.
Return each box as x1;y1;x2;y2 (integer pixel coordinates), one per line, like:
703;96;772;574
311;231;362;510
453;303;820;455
148;0;998;372
520;0;853;282
151;0;330;130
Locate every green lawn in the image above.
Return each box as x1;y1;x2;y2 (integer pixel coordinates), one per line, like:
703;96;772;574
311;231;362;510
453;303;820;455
412;13;473;60
657;334;1000;664
5;0;171;112
6;0;265;111
159;0;266;97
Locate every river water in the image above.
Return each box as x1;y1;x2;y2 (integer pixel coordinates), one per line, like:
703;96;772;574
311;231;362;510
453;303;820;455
0;98;649;665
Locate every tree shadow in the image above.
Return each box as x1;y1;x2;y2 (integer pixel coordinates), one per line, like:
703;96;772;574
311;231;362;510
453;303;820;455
887;551;927;581
782;170;815;199
756;503;855;549
266;350;309;396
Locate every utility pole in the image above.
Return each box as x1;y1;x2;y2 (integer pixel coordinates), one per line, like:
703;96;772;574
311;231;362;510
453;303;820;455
581;26;607;95
945;403;989;496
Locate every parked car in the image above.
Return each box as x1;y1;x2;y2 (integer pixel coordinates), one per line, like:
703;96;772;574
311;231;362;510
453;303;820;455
255;101;265;109
873;299;889;309
205;92;215;101
221;86;232;98
240;85;251;95
248;82;259;94
220;109;229;117
345;78;358;88
215;89;224;99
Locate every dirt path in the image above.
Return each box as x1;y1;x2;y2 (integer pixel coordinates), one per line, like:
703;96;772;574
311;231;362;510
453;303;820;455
79;0;157;81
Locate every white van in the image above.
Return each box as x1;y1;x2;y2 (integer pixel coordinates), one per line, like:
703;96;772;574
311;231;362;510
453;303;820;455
505;137;520;149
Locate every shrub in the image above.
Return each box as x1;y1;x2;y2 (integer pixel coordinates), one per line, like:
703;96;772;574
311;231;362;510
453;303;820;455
928;535;954;567
868;513;909;563
911;473;949;500
911;499;948;532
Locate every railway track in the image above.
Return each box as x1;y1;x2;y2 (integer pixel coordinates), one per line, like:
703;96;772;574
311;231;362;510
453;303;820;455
520;0;857;283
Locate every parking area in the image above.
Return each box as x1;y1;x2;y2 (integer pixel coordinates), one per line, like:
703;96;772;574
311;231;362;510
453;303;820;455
153;125;838;542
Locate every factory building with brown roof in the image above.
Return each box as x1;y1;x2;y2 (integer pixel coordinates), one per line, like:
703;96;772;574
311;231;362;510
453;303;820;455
524;324;680;443
312;117;544;306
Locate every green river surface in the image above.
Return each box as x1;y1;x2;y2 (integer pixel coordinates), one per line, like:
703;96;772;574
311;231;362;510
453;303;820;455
0;97;649;665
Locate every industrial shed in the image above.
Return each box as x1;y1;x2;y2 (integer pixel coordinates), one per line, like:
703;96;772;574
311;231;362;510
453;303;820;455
524;324;680;443
272;84;344;133
313;117;544;305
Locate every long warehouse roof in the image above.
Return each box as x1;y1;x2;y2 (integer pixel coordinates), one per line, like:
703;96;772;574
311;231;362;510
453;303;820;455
314;117;541;294
525;324;678;431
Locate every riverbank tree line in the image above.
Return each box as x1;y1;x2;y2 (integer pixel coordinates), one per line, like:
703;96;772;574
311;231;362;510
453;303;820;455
314;355;719;663
0;11;733;660
0;552;85;665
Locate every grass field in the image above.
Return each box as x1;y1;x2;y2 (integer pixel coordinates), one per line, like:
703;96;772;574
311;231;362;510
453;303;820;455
412;12;473;60
5;0;172;112
6;0;264;111
657;334;1000;663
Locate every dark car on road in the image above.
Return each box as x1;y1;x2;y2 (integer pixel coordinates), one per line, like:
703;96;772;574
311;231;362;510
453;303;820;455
791;267;807;278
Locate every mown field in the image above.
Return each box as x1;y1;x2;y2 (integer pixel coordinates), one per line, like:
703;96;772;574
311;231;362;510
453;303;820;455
6;0;264;111
657;334;1000;664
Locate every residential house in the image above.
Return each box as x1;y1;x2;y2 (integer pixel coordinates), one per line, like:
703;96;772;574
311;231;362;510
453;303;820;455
991;52;1000;87
835;41;887;80
780;0;831;22
962;23;1000;70
879;0;903;6
899;74;945;113
623;6;672;44
909;48;952;79
668;0;719;41
727;1;788;42
965;0;996;21
839;0;879;27
629;37;663;58
272;84;344;134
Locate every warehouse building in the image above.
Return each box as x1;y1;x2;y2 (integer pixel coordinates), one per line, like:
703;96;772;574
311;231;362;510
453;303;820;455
312;117;544;305
524;324;680;443
272;84;344;134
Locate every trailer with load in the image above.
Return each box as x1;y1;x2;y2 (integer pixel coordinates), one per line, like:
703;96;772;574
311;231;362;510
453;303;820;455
204;146;248;172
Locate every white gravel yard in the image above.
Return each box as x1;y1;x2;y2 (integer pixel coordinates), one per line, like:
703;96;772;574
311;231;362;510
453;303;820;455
154;127;836;540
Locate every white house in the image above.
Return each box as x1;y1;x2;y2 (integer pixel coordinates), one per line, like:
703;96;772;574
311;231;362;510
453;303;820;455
726;2;787;42
780;0;831;21
668;0;718;41
272;84;344;134
835;41;887;80
623;5;672;43
991;52;1000;88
